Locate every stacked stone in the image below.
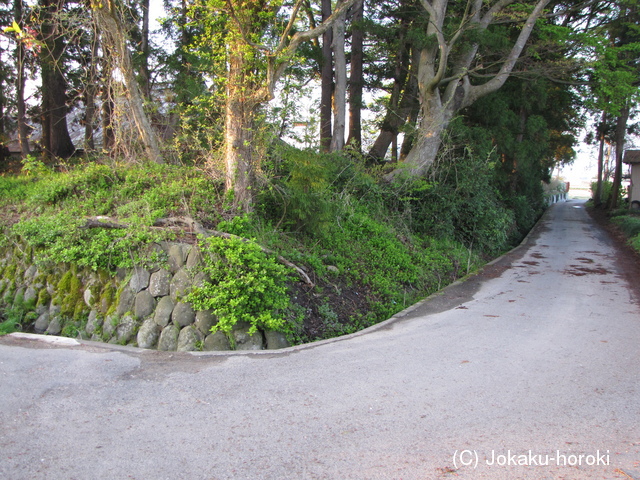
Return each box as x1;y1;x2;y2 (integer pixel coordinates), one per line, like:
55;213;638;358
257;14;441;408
0;241;290;351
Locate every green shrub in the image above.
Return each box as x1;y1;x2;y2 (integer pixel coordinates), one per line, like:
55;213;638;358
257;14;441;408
612;215;640;238
187;235;293;335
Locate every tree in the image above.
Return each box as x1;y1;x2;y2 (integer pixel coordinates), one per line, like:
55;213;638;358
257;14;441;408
320;0;333;152
191;0;359;212
330;0;347;151
91;0;163;164
37;0;76;158
346;0;364;149
366;0;422;162
385;0;552;181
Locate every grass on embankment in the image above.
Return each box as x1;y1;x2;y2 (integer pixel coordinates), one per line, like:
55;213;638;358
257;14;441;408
0;150;532;344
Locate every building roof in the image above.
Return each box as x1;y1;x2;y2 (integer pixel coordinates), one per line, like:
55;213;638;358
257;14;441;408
623;150;640;164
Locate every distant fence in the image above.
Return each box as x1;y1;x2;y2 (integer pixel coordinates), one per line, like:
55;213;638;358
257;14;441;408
544;180;569;206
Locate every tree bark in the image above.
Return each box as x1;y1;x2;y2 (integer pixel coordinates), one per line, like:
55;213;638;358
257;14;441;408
92;1;163;164
139;0;151;99
39;0;75;158
608;105;629;210
225;30;257;213
594;111;607;207
346;0;364;150
15;0;30;157
320;0;333;152
222;0;359;210
368;28;418;162
330;0;347;152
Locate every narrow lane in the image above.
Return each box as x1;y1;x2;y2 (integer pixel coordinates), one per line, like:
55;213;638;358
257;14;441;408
1;199;639;479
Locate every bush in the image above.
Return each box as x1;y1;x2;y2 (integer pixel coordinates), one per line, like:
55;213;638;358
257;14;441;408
612;215;640;238
187;235;293;335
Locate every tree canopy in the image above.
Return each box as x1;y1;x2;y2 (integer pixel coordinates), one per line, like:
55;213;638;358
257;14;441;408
0;0;636;210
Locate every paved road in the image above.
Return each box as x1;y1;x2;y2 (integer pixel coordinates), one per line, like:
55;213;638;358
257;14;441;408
1;199;639;480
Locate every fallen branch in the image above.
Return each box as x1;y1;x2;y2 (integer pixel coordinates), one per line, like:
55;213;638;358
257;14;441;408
79;217;128;229
155;217;315;287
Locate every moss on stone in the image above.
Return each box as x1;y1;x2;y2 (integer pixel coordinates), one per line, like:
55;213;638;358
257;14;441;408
4;264;17;282
36;288;51;309
73;301;89;322
101;283;116;315
57;271;74;293
56;272;84;317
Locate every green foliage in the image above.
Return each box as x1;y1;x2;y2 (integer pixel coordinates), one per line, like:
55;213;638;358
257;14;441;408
187;235;293;335
612;215;640;238
590;180;625;206
3;162;223;272
388;145;516;256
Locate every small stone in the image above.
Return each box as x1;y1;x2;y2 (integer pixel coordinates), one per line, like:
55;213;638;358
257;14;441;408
137;318;161;349
148;269;172;297
158;324;180;351
194;310;217;336
23;265;38;281
49;303;61;317
116;287;136;317
192;271;211;289
85;310;103;335
233;326;264;351
326;265;339;273
172;302;195;327
264;330;290;350
23;287;37;307
177;326;203;351
186;247;203;269
116;314;137;343
129;267;151;293
83;286;94;308
134;290;155;319
154;296;175;327
203;331;231;351
102;315;118;338
168;244;190;273
170;268;192;302
46;317;62;336
34;312;50;334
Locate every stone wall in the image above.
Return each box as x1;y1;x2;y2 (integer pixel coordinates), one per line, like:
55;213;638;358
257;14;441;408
0;240;290;351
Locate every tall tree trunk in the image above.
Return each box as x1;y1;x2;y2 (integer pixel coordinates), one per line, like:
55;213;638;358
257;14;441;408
0;57;5;165
368;27;417;162
140;0;151;99
594;111;607;207
608;105;630;210
320;0;333;152
330;0;347;152
399;90;421;160
15;0;30;157
225;38;256;213
84;33;100;151
346;0;364;150
40;0;75;158
92;1;163;164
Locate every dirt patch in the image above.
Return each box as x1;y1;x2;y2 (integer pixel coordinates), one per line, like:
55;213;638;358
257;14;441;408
575;257;595;264
563;265;610;276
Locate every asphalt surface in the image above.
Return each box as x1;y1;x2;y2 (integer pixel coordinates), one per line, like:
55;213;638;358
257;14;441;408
1;199;639;480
